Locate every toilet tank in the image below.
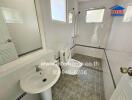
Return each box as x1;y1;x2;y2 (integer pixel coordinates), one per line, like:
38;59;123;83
60;49;71;62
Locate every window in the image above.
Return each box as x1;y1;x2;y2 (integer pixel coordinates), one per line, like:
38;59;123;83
68;12;73;24
50;0;66;22
86;9;105;23
123;6;132;22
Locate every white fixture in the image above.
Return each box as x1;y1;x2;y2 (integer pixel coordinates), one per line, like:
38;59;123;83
20;64;61;100
60;49;83;75
110;75;132;100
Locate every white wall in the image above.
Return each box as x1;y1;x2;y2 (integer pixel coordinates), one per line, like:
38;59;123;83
106;16;132;84
39;0;78;57
74;45;104;58
106;1;132;84
102;1;132;99
74;0;114;58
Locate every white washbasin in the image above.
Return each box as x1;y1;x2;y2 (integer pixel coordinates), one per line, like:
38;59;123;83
20;64;61;94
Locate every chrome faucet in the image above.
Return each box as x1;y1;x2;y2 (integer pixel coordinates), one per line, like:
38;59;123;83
35;65;42;72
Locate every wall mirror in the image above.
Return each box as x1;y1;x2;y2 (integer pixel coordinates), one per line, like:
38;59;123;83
0;0;42;66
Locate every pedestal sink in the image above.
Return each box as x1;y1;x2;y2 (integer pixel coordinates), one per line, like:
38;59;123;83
20;64;61;100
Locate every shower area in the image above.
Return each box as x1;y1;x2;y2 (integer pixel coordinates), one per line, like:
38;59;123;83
52;1;132;100
52;1;114;100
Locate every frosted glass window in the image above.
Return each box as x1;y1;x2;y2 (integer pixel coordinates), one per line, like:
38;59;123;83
68;12;73;24
123;6;132;22
50;0;66;22
86;9;105;23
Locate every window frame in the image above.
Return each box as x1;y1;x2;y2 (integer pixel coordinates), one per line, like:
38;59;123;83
123;5;132;22
85;8;105;23
50;0;67;23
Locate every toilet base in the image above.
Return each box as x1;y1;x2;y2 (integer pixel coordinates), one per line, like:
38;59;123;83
61;59;83;75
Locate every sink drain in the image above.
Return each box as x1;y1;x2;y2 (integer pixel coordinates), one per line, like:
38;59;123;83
42;78;47;82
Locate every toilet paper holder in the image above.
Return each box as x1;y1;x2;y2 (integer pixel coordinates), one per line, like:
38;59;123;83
120;67;132;76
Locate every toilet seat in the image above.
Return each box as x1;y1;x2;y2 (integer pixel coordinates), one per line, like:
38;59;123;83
61;59;83;75
67;59;83;68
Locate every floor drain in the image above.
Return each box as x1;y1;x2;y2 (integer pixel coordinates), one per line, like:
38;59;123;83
43;78;47;82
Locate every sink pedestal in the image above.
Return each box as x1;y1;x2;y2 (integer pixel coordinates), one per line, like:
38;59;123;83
20;65;60;99
40;88;52;100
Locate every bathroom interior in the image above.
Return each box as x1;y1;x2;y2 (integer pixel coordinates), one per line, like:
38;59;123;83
0;0;132;100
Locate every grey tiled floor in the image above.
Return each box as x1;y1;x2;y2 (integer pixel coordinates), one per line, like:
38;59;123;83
52;54;105;100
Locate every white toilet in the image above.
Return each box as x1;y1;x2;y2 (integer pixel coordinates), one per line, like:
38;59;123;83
60;49;83;75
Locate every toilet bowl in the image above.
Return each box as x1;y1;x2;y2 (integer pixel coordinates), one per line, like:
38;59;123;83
60;49;83;75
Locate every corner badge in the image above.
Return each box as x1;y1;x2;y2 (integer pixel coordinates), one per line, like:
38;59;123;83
111;5;125;16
